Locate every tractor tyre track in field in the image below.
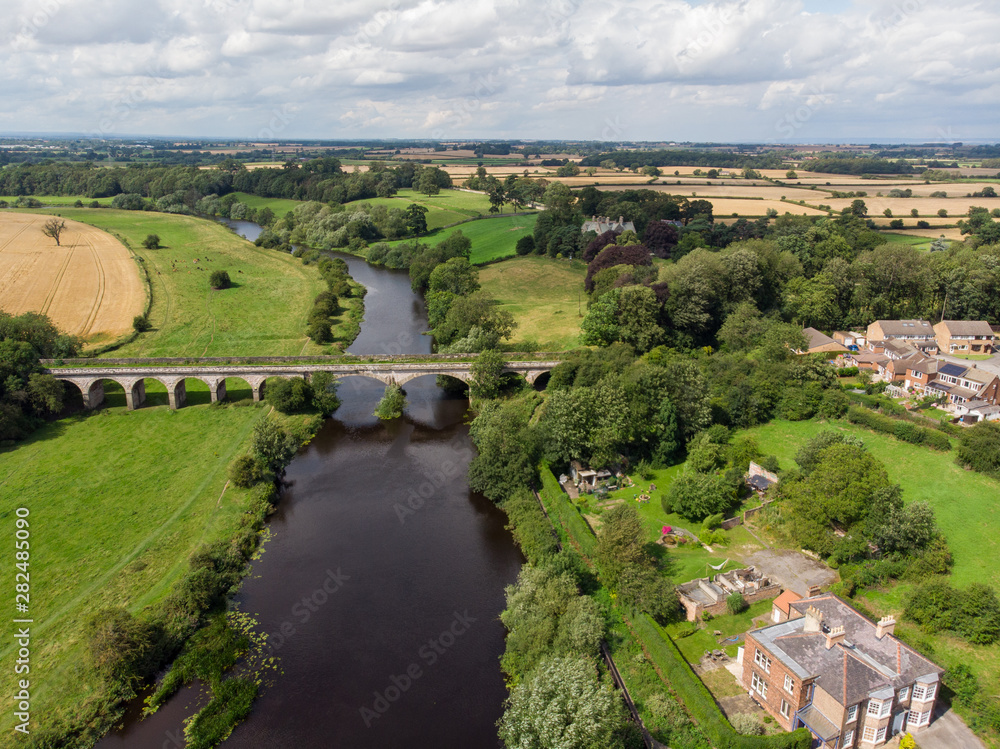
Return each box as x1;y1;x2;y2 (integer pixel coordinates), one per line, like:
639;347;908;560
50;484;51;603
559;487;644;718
79;235;108;338
0;215;37;253
38;244;75;317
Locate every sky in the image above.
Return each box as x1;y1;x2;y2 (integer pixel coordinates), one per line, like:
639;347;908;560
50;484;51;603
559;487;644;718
2;0;999;143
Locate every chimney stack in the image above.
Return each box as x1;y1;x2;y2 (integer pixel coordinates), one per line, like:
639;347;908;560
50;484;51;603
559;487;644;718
808;585;823;598
825;626;846;650
804;606;824;633
876;616;896;640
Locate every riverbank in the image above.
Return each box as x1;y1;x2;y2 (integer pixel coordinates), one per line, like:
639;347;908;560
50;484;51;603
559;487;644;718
0;387;321;744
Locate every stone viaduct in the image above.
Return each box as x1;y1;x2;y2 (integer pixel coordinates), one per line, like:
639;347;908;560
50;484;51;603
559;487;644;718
45;359;561;410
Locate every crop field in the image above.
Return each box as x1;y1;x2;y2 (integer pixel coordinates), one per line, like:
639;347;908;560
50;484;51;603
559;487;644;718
478;255;585;349
601;183;822;201
0;211;146;344
45;208;327;357
827;196;995;217
706;198;828;216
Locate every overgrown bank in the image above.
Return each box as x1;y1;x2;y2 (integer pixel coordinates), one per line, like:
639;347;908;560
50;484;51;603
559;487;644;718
0;391;328;747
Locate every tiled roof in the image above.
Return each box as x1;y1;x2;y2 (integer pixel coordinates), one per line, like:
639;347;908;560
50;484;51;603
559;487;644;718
752;595;942;709
773;589;802;616
939;320;995;337
875;320;934;337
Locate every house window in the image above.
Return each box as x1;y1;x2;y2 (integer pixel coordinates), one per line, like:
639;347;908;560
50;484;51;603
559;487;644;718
910;709;931;727
844;728;854;745
867;699;890;718
780;699;790;718
876;726;887;743
899;687;909;701
863;725;877;743
912;683;936;702
754;649;771;673
847;704;858;722
784;674;794;693
751;671;768;698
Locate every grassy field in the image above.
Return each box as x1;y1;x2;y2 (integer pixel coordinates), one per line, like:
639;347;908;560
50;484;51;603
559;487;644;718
0;392;273;737
45;208;334;357
376;213;538;263
743;419;1000;589
479;255;585;349
0;195;115;206
229;192;304;216
348;188;534;231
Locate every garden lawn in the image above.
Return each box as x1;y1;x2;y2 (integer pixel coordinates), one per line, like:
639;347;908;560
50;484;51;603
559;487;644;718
666;600;774;662
744;419;1000;588
0;395;270;737
51;208;329;357
479;255;584;350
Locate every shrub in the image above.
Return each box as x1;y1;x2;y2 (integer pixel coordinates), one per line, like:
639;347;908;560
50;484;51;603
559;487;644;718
374;383;407;420
726;592;749;615
209;270;231;290
132;314;151;333
956;421;1000;478
635;458;654;481
731;712;764;736
142;234;160;249
306;318;333;343
264;377;312;413
228;455;267;488
515;235;535;255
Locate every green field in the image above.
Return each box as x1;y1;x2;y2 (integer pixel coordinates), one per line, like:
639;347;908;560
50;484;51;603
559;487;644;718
479;255;584;349
0;392;272;737
879;232;938;250
48;209;336;357
229;192;305;216
348;188;534;231
0;195;115;206
744;419;999;588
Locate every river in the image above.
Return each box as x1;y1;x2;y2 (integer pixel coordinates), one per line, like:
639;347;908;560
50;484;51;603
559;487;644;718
95;219;522;748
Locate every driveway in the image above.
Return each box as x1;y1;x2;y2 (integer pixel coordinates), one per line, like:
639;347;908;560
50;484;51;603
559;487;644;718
895;706;985;749
742;549;838;597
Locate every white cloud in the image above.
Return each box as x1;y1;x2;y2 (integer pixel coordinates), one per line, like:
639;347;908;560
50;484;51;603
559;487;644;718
1;0;998;140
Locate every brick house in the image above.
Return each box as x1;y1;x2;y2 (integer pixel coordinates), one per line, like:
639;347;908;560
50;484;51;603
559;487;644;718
934;320;995;355
740;594;943;748
771;589;803;624
802;328;850;355
927;363;1000;409
866;320;936;346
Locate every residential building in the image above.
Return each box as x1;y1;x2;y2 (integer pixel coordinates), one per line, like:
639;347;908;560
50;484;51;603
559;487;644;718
934;320;995;355
771;589;803;624
833;331;867;349
801;328;850;355
927;363;1000;408
866;320;936;345
741;594;943;748
580;215;636;234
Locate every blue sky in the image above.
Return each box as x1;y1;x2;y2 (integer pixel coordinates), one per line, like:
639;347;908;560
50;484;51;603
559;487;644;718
2;0;998;142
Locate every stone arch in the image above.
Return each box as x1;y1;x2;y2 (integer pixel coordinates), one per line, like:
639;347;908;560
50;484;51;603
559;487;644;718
58;377;111;410
118;376;172;410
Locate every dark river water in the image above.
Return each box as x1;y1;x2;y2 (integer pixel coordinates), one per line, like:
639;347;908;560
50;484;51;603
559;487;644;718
95;219;522;748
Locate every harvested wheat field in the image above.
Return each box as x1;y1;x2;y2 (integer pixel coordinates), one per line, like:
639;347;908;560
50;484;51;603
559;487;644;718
0;212;145;342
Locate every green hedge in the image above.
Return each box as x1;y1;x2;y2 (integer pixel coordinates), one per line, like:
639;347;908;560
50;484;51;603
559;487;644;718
630;614;811;749
502;487;559;563
847;406;951;451
538;465;597;557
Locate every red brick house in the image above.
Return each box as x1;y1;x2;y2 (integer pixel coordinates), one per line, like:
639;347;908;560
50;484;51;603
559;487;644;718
740;594;943;748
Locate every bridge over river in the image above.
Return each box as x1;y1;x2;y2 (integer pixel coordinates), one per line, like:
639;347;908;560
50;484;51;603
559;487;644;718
43;357;562;410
